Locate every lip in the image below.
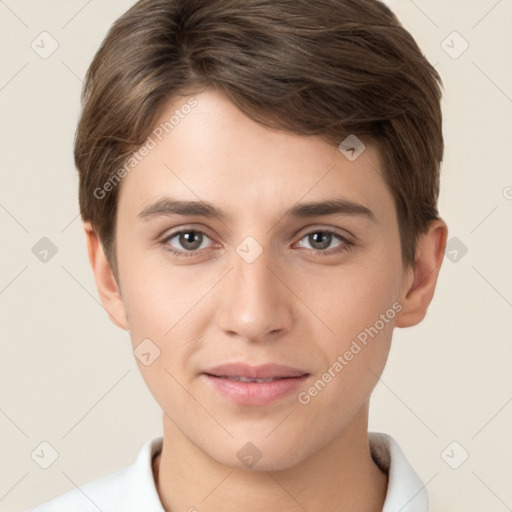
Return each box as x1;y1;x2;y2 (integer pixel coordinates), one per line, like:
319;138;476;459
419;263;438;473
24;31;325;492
204;362;308;379
202;363;310;406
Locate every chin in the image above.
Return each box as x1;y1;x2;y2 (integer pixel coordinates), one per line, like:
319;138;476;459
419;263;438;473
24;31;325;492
202;434;313;473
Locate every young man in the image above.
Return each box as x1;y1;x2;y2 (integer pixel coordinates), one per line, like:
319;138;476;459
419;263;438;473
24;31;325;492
30;0;447;510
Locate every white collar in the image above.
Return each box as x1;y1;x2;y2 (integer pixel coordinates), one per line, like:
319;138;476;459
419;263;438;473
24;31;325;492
369;432;429;511
30;432;428;511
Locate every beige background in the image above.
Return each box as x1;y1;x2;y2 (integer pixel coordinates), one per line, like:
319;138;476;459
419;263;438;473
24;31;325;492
0;1;511;510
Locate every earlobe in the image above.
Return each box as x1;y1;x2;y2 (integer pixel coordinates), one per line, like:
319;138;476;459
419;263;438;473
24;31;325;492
395;219;448;328
83;221;129;331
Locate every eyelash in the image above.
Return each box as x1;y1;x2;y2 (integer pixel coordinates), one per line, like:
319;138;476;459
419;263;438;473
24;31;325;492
161;228;354;258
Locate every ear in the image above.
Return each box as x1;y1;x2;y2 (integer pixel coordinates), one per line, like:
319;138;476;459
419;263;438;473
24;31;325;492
83;221;129;330
395;219;448;328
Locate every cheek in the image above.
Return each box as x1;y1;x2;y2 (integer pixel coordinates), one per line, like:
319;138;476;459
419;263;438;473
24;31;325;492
298;256;401;345
296;269;397;416
291;255;400;409
120;258;217;399
119;245;210;338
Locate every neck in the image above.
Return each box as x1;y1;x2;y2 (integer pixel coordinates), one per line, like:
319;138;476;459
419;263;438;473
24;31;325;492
153;406;388;512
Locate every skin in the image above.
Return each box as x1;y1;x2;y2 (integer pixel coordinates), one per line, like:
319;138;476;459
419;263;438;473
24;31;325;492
84;88;447;512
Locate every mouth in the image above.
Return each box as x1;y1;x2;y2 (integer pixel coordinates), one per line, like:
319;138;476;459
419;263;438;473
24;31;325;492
202;363;310;405
206;375;300;383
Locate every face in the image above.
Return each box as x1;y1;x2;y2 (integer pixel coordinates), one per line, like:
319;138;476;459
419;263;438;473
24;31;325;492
114;89;409;470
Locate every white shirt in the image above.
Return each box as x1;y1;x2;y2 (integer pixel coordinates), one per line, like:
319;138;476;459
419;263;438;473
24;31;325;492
29;432;428;512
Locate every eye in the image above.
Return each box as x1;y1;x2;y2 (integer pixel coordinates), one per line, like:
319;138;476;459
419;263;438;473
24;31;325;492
161;227;352;258
163;229;213;255
296;230;352;254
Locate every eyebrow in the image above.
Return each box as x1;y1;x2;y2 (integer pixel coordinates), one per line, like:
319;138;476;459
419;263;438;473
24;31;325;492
137;197;376;223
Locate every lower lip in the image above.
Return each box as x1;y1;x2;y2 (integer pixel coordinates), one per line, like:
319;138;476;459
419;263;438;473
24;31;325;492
203;374;309;406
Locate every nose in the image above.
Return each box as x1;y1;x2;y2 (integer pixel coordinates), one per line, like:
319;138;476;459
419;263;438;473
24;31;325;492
215;246;294;343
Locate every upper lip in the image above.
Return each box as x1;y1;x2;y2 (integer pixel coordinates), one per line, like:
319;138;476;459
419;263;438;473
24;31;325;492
203;363;309;379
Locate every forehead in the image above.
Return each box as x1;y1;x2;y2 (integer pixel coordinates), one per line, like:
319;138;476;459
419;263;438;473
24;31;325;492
116;89;394;223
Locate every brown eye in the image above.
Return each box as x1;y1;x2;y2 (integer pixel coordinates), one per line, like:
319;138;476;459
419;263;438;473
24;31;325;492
179;231;203;250
308;231;334;250
165;230;212;253
295;229;353;256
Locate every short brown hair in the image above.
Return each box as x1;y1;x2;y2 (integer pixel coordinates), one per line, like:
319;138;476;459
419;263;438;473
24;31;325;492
75;0;443;278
